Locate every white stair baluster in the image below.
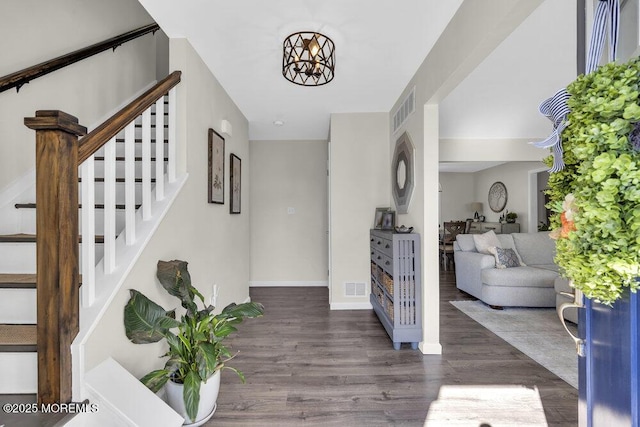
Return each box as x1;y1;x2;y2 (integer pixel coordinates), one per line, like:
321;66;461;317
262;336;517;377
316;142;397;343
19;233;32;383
104;137;116;274
80;156;95;307
142;108;152;220
125;122;136;245
155;97;165;201
168;88;177;183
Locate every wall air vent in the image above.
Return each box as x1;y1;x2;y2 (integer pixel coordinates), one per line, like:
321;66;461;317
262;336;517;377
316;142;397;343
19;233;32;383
392;87;415;134
345;282;366;297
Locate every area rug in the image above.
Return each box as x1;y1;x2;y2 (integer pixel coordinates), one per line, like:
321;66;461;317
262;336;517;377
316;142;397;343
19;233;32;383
450;300;578;389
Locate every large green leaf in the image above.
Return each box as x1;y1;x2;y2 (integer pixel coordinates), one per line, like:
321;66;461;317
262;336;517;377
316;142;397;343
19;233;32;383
157;260;193;307
183;370;201;422
219;302;265;319
124;290;180;344
196;341;219;380
140;369;170;393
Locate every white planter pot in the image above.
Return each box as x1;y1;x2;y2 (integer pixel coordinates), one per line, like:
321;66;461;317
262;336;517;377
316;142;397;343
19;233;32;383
165;370;220;426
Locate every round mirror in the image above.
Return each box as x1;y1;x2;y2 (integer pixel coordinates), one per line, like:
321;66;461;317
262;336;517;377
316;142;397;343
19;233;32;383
396;159;407;190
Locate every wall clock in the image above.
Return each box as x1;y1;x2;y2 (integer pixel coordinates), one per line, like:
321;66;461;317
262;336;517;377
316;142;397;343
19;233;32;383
488;181;508;212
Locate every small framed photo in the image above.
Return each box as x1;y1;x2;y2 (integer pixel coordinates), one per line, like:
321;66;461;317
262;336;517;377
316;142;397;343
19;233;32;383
230;153;241;214
374;207;390;229
208;129;225;204
381;211;396;230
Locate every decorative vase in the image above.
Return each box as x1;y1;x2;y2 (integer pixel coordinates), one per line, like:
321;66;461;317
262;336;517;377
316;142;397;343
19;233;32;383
165;370;220;425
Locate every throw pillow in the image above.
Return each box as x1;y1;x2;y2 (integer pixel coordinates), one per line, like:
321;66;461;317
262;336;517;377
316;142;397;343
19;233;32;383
488;246;522;269
473;230;501;254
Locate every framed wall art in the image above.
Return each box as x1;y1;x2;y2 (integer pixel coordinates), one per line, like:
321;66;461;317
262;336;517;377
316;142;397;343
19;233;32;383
488;181;508;212
381;210;396;230
230;153;241;214
374;207;390;229
208;128;225;204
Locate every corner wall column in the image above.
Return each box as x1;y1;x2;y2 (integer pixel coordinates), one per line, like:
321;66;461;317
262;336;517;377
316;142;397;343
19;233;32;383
421;103;442;354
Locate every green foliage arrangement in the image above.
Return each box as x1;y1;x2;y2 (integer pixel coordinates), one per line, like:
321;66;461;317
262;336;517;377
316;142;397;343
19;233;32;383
124;260;264;421
545;58;640;305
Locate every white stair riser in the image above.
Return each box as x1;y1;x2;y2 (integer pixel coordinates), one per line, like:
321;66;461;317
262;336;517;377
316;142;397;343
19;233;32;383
0;243;104;273
91;159;167;179
0;288;36;324
79;181;144;205
133;125;169;140
0;243;36;273
19;209;126;236
94;141;169;158
0;352;37;393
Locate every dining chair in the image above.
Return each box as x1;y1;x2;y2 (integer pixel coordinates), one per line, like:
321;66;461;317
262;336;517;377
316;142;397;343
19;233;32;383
439;221;466;270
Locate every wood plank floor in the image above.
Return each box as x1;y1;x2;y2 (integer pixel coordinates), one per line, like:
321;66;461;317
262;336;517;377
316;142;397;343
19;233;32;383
210;270;578;426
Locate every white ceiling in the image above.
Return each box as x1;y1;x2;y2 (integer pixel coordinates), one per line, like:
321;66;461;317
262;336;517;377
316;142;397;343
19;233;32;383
137;0;463;140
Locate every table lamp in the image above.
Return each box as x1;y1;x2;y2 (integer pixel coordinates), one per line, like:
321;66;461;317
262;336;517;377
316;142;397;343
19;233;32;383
471;202;483;221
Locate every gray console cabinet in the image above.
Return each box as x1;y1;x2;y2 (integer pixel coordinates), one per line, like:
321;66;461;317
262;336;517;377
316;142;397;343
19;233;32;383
369;229;422;350
468;221;520;234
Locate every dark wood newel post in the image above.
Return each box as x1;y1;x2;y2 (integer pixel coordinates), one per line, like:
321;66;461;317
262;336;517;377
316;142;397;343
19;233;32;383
24;111;87;404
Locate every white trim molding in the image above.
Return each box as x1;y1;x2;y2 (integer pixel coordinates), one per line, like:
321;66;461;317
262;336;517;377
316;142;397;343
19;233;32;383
330;302;373;310
249;281;328;287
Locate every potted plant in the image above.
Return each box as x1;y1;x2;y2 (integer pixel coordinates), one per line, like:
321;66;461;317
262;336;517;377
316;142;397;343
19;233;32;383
505;211;518;223
124;260;264;424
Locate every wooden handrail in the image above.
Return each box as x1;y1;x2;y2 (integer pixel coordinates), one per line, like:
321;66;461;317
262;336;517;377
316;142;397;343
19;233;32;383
0;23;160;94
78;71;181;164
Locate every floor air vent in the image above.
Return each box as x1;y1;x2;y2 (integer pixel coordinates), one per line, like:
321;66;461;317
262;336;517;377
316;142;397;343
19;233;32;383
345;282;366;297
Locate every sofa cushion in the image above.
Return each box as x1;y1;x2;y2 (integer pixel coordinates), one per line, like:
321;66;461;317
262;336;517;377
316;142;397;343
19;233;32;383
488;247;521;269
512;232;556;266
455;234;477;252
482;266;558;288
554;276;573;293
473;230;501;254
495;234;525;265
531;263;559;272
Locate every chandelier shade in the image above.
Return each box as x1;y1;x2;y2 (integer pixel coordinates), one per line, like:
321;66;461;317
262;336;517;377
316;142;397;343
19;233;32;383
282;31;335;86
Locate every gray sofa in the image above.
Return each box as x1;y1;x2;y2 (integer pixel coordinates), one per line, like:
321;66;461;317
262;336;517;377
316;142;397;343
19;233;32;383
453;232;559;308
555;276;578;324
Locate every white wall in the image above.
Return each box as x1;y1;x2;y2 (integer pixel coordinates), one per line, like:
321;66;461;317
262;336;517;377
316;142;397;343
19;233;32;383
0;0;157;194
439;173;476;226
389;0;551;353
249;140;328;285
440;161;546;232
84;38;251;379
329;113;389;309
474;161;545;230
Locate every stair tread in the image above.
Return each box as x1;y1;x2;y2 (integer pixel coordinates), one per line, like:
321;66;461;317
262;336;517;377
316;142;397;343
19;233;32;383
15;203;141;210
115;138;168;143
0;273;82;288
94;156;168;161
0;273;36;288
0;324;37;349
0;234;105;243
78;177;156;183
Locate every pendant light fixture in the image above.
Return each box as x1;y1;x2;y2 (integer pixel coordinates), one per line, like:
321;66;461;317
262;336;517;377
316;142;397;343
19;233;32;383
282;31;335;86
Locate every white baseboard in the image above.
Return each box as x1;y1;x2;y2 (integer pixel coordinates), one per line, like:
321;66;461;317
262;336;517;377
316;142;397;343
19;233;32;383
419;342;443;355
249;281;328;287
330;301;373;310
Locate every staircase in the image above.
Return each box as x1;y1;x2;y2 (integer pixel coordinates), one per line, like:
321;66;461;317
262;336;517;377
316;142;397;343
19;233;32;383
0;73;181;404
